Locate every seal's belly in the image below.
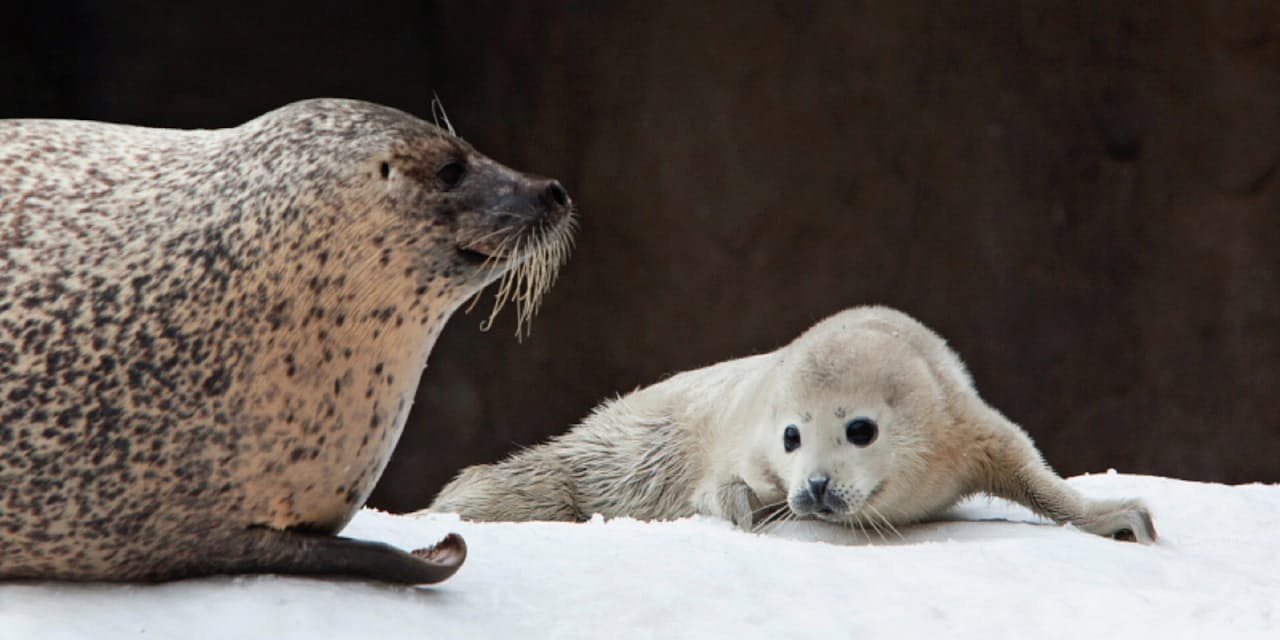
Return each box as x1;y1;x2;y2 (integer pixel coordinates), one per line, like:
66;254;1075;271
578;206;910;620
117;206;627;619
234;351;424;533
237;420;407;531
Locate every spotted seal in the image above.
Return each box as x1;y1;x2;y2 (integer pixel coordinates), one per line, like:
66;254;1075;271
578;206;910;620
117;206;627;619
427;306;1156;544
0;98;575;582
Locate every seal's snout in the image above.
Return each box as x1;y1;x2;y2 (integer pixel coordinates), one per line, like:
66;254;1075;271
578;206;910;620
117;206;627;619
534;177;572;225
790;474;853;516
543;179;570;208
808;476;829;503
485;175;572;226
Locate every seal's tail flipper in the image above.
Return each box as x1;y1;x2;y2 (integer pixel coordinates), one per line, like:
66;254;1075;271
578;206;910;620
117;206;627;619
181;528;468;584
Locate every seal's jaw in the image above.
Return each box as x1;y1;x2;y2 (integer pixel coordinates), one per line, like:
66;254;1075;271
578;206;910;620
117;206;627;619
455;244;494;265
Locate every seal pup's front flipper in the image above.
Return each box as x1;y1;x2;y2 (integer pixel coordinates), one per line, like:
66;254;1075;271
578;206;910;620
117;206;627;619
715;479;761;531
1011;467;1157;544
172;529;467;584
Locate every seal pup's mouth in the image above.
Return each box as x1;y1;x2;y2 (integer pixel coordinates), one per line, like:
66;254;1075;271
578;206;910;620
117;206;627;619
805;481;887;523
820;481;899;541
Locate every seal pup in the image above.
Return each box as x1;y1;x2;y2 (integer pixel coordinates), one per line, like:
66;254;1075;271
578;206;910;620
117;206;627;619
428;306;1156;543
0;98;575;582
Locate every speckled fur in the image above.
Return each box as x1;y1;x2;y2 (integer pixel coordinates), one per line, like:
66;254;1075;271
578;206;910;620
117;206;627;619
0;98;574;581
428;306;1156;544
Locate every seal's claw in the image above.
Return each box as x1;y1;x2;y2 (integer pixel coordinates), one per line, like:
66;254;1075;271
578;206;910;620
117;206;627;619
410;532;468;581
1071;498;1158;544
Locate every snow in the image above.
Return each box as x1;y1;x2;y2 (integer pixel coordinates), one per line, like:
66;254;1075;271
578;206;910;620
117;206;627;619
2;474;1278;639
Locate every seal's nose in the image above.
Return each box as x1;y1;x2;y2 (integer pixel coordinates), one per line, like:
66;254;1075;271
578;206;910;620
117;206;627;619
808;476;829;503
544;180;569;208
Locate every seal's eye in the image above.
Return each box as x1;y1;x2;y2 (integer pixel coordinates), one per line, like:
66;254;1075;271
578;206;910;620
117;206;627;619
379;161;391;179
845;418;878;447
783;425;801;453
436;160;466;188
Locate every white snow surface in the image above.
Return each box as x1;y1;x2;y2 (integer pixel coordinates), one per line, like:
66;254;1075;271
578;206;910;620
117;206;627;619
1;473;1277;639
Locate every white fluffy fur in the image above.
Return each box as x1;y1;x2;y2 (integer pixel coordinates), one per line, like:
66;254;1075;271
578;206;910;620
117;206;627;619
426;306;1156;543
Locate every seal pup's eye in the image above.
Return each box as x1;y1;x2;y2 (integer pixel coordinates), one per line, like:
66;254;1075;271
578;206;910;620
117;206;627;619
436;160;466;188
845;418;878;447
379;161;391;179
783;425;801;453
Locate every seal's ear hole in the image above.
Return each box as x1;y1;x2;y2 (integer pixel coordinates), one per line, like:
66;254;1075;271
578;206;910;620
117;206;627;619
783;425;801;453
379;161;391;179
436;160;466;188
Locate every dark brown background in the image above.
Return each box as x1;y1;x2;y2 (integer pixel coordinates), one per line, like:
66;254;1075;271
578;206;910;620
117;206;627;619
3;1;1277;512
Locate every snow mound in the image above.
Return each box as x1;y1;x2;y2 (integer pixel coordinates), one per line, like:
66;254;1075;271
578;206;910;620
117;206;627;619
2;474;1277;639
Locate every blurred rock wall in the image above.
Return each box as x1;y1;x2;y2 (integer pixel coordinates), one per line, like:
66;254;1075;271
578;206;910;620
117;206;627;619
2;1;1276;512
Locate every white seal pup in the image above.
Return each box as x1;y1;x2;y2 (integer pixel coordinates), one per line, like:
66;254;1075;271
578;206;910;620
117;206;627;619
428;306;1156;543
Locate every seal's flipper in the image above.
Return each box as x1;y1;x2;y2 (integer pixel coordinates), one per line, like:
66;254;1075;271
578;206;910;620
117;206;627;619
716;479;759;531
1012;470;1158;544
1062;497;1157;544
179;529;468;584
977;431;1158;544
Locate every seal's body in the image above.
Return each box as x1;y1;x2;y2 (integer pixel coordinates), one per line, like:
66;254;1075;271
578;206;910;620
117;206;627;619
429;306;1156;543
0;99;574;582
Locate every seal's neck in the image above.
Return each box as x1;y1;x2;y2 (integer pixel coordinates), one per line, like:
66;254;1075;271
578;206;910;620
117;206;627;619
672;351;781;454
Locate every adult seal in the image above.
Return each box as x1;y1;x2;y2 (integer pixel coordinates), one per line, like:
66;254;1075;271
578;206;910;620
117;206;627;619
0;98;576;582
428;306;1156;544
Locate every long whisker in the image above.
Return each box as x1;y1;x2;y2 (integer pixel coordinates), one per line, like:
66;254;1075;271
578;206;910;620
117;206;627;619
752;504;783;529
467;206;577;339
463;234;516;314
866;503;903;540
865;511;889;544
751;501;792;533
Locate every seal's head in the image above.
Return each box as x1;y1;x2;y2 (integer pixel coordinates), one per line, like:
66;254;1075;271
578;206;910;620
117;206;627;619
767;317;946;527
383;123;576;335
259;99;576;336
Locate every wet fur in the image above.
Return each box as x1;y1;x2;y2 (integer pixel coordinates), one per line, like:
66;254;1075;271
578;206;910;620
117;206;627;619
428;306;1156;544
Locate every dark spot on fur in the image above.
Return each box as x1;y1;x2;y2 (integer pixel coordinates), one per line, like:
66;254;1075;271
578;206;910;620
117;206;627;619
202;368;231;396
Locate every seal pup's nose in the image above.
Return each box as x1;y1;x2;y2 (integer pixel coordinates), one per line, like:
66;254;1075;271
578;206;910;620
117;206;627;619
808;476;829;503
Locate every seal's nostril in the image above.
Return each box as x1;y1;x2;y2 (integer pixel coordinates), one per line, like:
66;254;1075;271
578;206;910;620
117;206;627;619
545;180;569;208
